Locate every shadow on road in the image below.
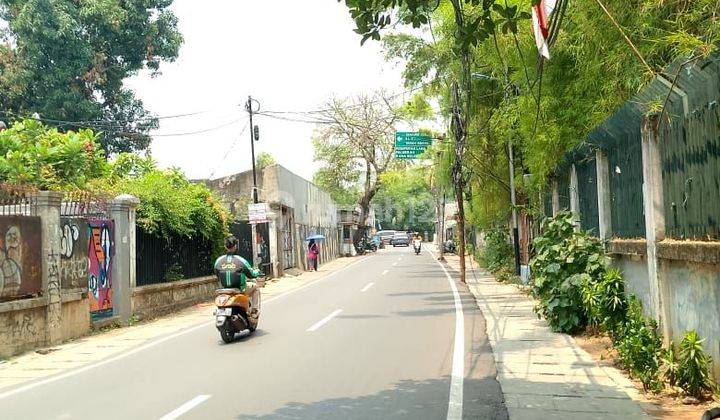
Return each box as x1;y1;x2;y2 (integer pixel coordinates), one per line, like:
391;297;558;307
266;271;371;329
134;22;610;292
237;377;508;420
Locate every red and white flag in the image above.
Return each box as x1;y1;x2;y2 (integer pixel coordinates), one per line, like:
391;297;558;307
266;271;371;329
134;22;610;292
532;0;557;59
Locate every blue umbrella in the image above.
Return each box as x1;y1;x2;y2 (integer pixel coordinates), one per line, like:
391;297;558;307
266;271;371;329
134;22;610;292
306;234;326;241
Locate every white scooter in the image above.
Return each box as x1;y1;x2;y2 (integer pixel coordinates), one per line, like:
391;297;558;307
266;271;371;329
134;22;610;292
413;239;422;255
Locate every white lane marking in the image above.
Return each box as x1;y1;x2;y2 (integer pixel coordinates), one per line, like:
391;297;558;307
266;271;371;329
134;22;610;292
361;282;374;292
381;270;388;276
0;256;371;399
0;321;212;400
158;395;211;420
306;309;343;332
264;256;371;305
428;248;465;420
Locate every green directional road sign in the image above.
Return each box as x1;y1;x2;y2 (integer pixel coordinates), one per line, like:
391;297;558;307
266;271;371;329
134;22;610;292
395;132;432;160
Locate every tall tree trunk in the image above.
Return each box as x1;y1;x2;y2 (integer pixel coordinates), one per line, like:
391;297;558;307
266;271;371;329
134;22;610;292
354;162;381;243
456;187;466;283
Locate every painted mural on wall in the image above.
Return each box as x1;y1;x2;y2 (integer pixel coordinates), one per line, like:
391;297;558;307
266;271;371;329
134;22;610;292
88;219;114;318
59;218;89;289
0;216;41;301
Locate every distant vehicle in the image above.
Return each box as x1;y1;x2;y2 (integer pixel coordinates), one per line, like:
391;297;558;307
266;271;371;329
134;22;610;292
377;230;396;245
392;232;410;247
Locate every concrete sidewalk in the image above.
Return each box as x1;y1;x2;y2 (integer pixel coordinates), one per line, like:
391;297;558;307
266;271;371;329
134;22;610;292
438;248;651;419
0;255;365;391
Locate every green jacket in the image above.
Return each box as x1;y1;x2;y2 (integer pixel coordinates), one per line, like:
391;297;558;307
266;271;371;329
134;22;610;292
213;254;260;291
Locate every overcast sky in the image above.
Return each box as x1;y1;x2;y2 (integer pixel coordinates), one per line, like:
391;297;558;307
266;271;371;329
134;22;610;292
127;0;410;181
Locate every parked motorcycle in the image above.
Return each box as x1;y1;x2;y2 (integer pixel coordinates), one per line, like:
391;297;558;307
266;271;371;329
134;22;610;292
214;280;262;343
354;236;367;255
443;239;456;254
365;238;378;252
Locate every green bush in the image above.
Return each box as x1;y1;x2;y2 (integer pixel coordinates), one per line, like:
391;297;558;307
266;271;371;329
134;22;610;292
614;296;663;392
530;212;610;333
480;228;513;272
676;330;716;398
582;268;628;334
661;344;680;388
113;167;228;254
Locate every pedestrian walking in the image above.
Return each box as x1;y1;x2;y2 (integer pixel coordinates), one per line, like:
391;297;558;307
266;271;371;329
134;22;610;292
307;239;320;271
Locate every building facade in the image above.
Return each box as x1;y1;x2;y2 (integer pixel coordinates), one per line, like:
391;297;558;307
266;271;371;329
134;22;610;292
202;165;340;277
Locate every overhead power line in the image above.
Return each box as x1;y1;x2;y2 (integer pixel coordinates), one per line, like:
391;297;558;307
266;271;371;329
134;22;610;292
150;118;243;137
207;122;251;180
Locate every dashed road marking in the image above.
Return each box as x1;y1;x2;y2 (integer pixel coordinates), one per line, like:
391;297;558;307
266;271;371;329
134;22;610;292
306;309;343;332
361;282;375;292
158;395;211;420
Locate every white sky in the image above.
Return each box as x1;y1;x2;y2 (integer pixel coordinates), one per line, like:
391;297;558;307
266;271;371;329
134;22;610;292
126;0;409;181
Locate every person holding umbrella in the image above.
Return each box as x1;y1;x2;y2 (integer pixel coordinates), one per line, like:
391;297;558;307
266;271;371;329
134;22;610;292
306;234;324;271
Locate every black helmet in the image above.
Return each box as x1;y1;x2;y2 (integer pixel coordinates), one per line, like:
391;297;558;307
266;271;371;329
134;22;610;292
224;235;239;250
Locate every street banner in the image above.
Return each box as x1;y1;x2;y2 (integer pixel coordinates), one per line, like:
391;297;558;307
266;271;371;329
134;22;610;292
532;0;556;59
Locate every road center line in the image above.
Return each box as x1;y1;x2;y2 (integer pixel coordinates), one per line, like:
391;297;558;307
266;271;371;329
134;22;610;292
306;309;343;332
361;282;374;292
428;249;465;420
158;395;211;420
381;269;388;275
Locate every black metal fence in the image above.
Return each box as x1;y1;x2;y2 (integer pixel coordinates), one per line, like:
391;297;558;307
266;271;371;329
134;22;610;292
135;228;214;287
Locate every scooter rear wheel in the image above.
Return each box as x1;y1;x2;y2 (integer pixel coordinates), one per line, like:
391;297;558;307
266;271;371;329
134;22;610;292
220;327;234;343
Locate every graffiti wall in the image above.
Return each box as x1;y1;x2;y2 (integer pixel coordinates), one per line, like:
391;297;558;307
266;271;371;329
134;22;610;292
0;216;41;301
87;219;114;319
60;218;89;289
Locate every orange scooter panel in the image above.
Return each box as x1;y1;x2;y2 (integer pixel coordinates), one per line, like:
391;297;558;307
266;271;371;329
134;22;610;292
220;293;249;311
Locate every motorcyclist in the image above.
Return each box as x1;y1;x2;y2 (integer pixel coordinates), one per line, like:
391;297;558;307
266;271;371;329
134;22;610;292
412;233;422;253
214;236;261;308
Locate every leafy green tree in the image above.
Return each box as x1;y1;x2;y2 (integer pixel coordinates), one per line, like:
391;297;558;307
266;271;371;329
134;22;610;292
256;152;276;170
312;92;400;228
0;118;107;189
0;0;183;154
374;165;435;233
347;0;720;233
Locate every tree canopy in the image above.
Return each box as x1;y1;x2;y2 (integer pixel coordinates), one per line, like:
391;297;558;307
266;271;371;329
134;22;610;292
0;0;183;154
343;0;720;229
0;119;228;251
312;91;400;227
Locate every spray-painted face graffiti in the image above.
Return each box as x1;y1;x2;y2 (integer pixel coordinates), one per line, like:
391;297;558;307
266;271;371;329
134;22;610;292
0;226;22;298
0;216;41;301
60;223;80;259
87;219;114;319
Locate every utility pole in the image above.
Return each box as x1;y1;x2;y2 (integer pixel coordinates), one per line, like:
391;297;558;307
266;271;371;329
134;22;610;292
451;81;466;284
245;96;259;204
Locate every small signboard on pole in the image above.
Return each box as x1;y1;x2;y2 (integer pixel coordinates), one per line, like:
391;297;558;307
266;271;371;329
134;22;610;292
395;132;432;160
248;203;269;224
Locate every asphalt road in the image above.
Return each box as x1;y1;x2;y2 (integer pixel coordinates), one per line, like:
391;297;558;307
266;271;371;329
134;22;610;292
0;246;507;420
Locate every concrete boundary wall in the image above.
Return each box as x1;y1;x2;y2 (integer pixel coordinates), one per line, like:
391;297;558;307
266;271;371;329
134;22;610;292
545;55;720;381
0;191;223;359
131;276;216;320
